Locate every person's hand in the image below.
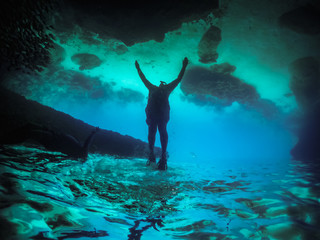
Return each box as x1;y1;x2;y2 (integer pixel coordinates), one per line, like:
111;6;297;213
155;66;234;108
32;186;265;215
183;57;188;67
135;60;140;69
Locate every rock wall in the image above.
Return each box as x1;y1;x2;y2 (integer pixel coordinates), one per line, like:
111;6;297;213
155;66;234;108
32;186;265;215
289;57;320;160
0;87;159;158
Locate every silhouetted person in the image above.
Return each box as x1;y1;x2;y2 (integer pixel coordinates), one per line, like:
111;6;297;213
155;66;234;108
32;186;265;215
135;57;188;170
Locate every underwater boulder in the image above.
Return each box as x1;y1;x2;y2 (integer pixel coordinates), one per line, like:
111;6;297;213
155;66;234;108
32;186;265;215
71;53;102;70
117;88;144;103
198;26;222;63
289;57;320;161
278;5;320;35
209;62;236;75
180;66;259;105
290;100;320;161
289;57;320;110
180;66;279;118
0;87;157;158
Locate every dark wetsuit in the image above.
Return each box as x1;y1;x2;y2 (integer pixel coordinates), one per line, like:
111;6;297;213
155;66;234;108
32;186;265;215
146;84;174;126
136;59;188;170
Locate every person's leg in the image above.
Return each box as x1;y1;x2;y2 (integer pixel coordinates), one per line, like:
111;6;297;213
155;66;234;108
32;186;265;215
157;122;168;170
158;123;168;159
147;123;157;165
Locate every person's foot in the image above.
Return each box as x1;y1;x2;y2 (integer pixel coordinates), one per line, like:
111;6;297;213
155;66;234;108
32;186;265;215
157;157;167;170
146;153;156;166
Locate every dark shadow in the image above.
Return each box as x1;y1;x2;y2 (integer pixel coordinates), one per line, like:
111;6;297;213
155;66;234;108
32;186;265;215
128;217;164;240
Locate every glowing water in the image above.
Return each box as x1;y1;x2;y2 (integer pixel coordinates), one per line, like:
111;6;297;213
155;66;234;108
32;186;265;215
25;18;294;164
1;145;319;239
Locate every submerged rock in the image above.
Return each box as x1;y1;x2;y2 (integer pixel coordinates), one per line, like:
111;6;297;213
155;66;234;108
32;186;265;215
180;66;259;105
289;57;320;161
56;0;219;46
209;62;236;75
278;5;320;35
0;87;158;158
290;101;320;160
71;53;102;70
180;66;280;118
289;56;320;110
198;26;222;63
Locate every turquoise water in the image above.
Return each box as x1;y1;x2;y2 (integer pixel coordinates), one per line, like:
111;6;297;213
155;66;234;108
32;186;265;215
1;145;319;239
2;0;320;239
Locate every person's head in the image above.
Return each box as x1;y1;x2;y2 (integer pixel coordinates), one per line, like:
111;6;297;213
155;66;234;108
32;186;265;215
159;81;167;87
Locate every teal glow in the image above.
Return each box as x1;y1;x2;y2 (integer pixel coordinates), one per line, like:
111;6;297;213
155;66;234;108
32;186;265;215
13;18;297;164
3;0;320;239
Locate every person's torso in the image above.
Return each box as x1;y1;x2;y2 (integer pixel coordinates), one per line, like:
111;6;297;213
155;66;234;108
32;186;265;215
147;86;170;113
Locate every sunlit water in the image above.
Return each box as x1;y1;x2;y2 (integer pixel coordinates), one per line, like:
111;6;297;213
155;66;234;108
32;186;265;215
1;145;320;240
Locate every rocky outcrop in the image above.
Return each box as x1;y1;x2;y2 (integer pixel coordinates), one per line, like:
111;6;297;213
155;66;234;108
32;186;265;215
289;57;320;160
56;0;219;47
198;26;222;63
180;65;280;118
0;87;158;158
278;5;320;35
290;100;320;160
1;0;219;79
180;65;259;105
209;62;236;74
71;53;102;70
289;57;320;110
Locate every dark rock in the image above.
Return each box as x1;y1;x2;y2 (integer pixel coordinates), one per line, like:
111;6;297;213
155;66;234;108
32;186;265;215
71;53;102;70
209;62;236;75
47;214;74;229
279;5;320;35
117;87;144;102
198;26;222;63
180;93;231;108
289;57;320;110
290;101;320;160
26;200;54;212
289;57;320;161
246;98;280;119
56;0;219;46
0;87;159;158
180;66;281;118
180;66;259;105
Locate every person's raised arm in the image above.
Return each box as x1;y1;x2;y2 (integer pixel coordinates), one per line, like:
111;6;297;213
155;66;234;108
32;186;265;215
167;57;188;92
135;60;154;90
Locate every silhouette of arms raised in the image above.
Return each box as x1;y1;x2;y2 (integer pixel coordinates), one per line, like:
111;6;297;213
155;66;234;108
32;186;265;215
167;57;189;92
135;60;155;90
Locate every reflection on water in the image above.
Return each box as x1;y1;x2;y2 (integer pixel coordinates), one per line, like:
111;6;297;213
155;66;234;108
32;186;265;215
0;145;320;239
